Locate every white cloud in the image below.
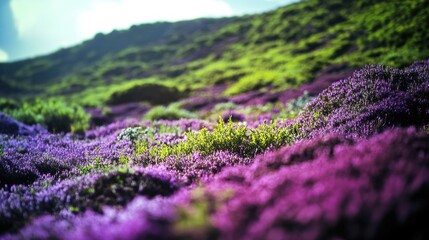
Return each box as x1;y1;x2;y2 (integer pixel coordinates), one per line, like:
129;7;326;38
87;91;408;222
77;0;234;39
11;0;83;44
10;0;233;58
10;0;93;58
0;49;9;62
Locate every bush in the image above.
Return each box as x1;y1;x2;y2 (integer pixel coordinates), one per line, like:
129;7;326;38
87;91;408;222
297;60;429;139
202;128;429;240
3;99;90;134
136;119;295;162
144;106;198;121
107;83;184;105
0;98;18;110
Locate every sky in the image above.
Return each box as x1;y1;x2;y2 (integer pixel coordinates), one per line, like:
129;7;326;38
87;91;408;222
0;0;298;62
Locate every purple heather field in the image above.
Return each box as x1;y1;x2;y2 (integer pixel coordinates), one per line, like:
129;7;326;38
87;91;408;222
0;59;428;239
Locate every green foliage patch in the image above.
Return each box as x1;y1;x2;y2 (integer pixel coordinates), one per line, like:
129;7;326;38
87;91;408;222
135;119;295;163
1;98;90;134
107;82;185;106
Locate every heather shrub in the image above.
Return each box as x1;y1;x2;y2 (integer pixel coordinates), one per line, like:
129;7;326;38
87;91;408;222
0;134;81;187
161;151;251;184
196;128;429;240
0;168;178;234
2;196;175;240
67;169;179;213
76;156;114;175
2;99;90;134
223;92;312;122
0;159;39;187
144;106;198;120
0;111;43;136
0;129;134;187
85;119;140;139
297;60;429;139
151;119;211;132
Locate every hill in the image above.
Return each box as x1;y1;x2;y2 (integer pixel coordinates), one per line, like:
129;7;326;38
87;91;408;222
1;0;428;108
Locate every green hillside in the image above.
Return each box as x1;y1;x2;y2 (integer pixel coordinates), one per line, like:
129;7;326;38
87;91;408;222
1;0;428;107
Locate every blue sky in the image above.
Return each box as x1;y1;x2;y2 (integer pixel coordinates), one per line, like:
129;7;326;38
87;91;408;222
0;0;298;62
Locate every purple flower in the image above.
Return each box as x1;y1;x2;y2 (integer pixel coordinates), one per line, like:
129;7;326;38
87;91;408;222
297;60;429;139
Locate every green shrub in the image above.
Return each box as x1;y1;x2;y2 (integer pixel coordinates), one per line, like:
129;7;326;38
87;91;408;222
144;106;198;121
136;119;295;163
0;98;19;110
3;99;90;134
107;82;185;105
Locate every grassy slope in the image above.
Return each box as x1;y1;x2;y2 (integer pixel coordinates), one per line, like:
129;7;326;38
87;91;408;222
1;0;428;107
0;18;240;95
